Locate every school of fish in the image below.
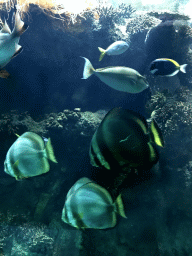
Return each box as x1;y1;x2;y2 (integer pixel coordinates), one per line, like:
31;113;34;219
2;8;188;230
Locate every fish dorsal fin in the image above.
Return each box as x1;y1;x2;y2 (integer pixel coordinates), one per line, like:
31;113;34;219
150;119;164;147
160;58;180;67
45;138;58;163
1;20;11;34
114;194;127;218
12;45;23;59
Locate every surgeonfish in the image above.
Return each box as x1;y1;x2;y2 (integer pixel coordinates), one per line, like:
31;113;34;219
98;41;129;61
81;57;149;93
4;132;57;180
62;177;126;229
149;58;187;77
89;107;164;171
0;11;28;78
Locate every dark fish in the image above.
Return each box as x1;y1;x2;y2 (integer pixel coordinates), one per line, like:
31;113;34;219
149;58;187;76
89;107;164;171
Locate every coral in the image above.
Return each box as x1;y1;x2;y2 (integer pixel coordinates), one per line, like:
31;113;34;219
95;3;135;29
146;87;192;138
12;223;54;255
126;13;161;34
173;22;192;50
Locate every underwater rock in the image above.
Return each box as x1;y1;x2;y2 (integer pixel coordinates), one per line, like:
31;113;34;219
147;10;190;21
0;105;192;254
144;15;192;92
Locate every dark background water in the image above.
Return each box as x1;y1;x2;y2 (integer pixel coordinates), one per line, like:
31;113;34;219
0;6;150;120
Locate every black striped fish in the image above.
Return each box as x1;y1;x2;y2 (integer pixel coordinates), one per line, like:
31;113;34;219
4;132;57;180
62;177;126;229
89;107;164;171
149;58;187;76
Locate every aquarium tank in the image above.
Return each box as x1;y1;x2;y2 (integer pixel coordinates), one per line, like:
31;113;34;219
0;0;192;255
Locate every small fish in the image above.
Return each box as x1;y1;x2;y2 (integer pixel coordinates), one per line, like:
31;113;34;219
98;41;129;61
62;177;126;229
89;107;164;171
0;11;28;78
81;57;149;93
4;132;57;180
149;58;187;77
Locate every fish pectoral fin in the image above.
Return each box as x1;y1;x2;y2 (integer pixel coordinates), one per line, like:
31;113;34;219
0;69;10;79
12;45;23;59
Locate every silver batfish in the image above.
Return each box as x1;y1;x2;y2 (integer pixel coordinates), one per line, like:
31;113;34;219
62;177;126;229
4;132;57;180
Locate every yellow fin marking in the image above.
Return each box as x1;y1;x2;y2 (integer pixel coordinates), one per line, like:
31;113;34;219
114;194;127;218
45;138;58;163
151;120;164;147
98;47;106;61
161;58;180;67
12;160;24;180
148;143;157;162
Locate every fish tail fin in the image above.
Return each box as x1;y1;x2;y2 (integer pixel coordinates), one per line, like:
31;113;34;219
12;11;28;37
114;194;127;218
81;57;95;79
45;138;58;163
150;119;164;147
98;47;106;61
180;64;188;73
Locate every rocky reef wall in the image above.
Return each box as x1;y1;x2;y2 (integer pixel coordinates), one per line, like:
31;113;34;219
0;3;192;256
